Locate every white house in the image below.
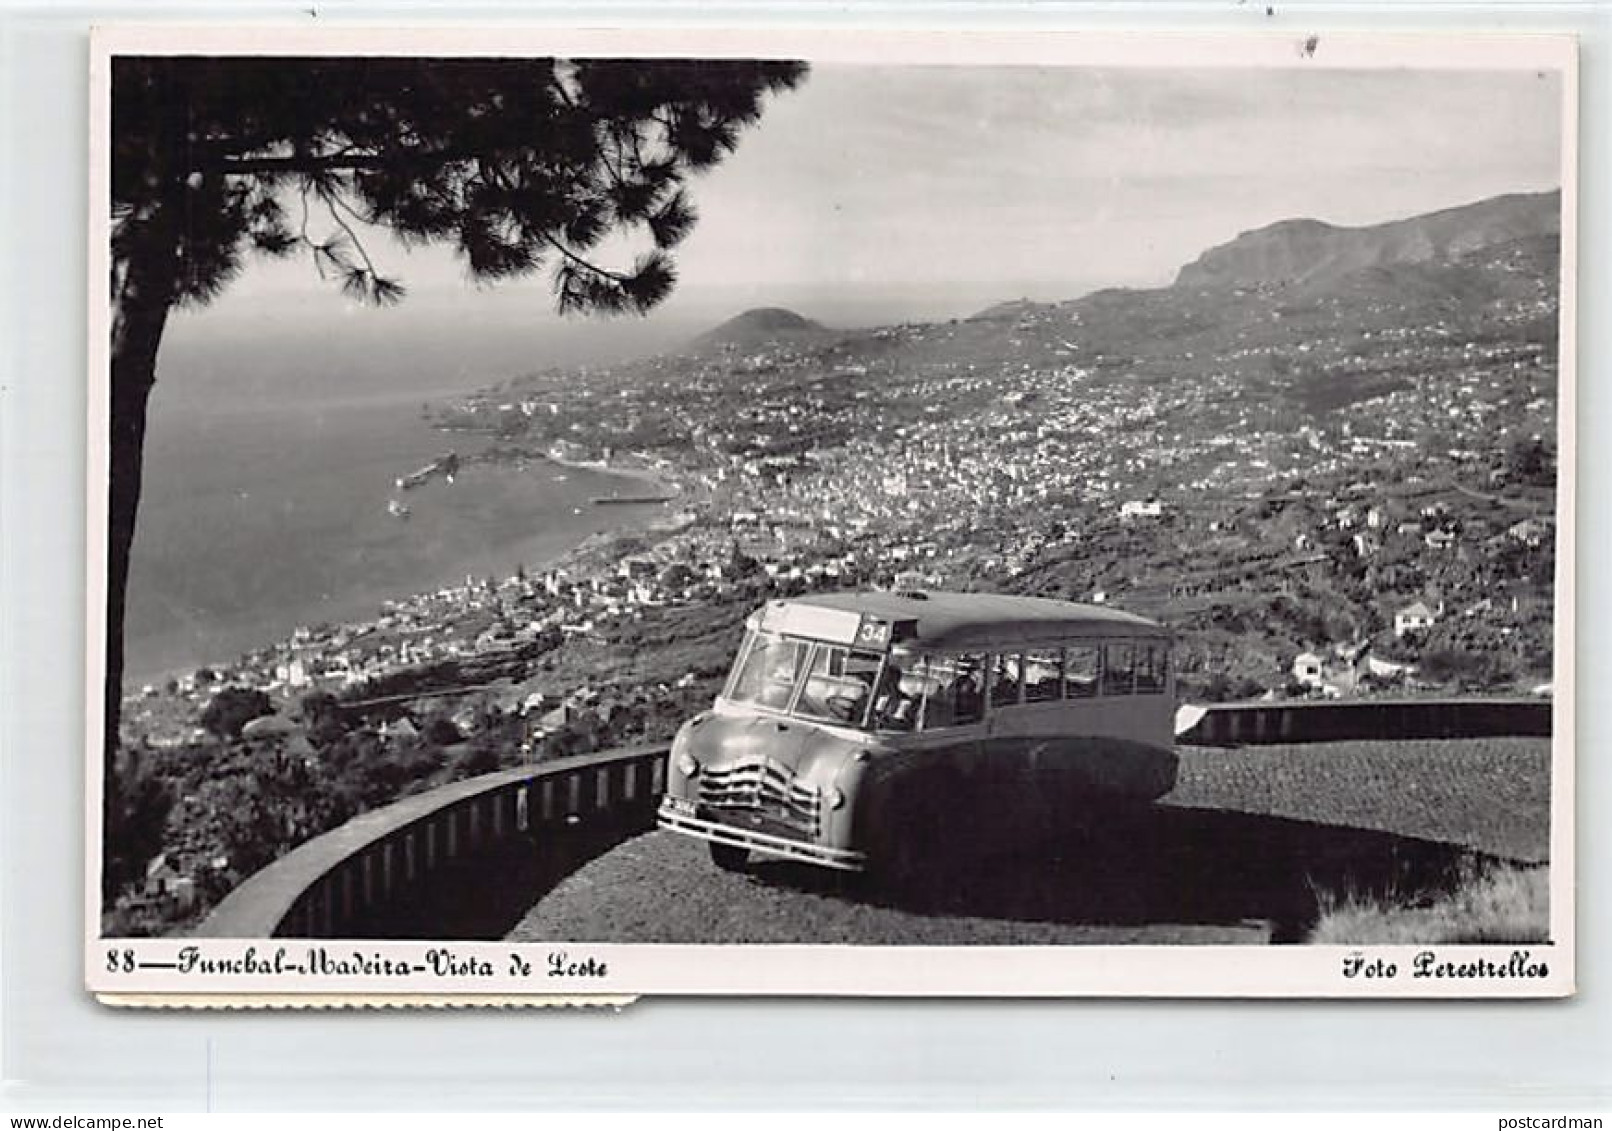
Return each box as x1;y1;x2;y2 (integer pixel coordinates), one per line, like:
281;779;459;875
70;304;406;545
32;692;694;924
143;854;197;913
1394;601;1438;638
1507;519;1550;548
1292;652;1325;687
273;655;310;689
1367;655;1412;681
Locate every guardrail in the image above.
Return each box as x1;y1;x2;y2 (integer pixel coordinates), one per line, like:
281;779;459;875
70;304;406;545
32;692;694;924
194;744;668;939
1176;697;1551;746
196;697;1552;938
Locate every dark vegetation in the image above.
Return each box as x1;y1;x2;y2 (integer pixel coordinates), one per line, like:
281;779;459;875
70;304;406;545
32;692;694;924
198;687;272;740
104;54;807;896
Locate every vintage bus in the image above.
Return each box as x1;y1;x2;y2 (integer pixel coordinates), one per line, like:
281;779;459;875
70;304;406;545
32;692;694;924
656;589;1178;881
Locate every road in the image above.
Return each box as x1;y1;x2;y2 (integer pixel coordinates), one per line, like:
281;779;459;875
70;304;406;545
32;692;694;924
509;738;1550;945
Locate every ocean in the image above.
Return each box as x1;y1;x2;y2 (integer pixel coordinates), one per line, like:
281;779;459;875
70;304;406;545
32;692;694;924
124;326;672;687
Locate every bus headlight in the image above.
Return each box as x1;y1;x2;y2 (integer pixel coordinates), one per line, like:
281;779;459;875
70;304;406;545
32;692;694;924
676;752;701;778
826;787;846;810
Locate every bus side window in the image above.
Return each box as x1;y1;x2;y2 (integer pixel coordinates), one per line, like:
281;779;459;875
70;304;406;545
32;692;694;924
951;653;985;724
908;657;942;730
1024;650;1061;703
1063;644;1100;698
868;656;920;732
1135;642;1165;694
1103;641;1136;695
990;653;1022;709
876;659;931;731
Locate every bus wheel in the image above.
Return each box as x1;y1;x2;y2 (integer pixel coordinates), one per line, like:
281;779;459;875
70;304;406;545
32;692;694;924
709;842;751;873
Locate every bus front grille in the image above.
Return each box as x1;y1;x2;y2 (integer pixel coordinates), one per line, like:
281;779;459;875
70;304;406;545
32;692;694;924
698;760;820;837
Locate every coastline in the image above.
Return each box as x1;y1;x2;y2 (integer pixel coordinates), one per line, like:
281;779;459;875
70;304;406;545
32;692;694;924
123;456;682;690
539;450;681;499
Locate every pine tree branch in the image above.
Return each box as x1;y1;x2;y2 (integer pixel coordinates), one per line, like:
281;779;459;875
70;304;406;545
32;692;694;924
317;187;385;282
539;233;630;283
323;185;380;238
296;184;326;280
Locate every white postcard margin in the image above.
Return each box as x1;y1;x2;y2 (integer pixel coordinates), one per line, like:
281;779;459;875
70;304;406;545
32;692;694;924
84;25;1578;1001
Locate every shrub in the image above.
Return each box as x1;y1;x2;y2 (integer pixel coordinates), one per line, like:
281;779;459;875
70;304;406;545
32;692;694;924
1418;647;1510;690
102;758;174;898
199;686;272;739
422;715;465;746
1309;861;1548;945
447;742;501;779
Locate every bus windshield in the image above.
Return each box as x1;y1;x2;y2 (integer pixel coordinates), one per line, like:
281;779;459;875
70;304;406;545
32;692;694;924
725;630;811;711
725;630;892;727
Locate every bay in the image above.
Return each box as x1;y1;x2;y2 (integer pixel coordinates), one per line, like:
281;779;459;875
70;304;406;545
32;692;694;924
124;383;667;687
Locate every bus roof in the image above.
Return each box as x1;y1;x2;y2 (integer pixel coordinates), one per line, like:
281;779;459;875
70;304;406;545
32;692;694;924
756;590;1168;651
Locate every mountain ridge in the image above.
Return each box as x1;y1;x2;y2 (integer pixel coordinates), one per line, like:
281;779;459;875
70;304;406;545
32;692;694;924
1175;189;1561;291
687;191;1561;350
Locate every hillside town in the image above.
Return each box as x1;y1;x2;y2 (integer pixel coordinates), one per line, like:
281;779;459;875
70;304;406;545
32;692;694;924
110;199;1561;933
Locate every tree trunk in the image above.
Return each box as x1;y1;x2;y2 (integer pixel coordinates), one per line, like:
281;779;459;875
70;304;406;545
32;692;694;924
103;243;173;898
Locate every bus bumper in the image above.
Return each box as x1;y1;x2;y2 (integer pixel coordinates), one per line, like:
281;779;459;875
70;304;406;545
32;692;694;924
657;799;867;872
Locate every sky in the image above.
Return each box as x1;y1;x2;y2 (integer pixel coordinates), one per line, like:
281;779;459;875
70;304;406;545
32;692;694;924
161;61;1565;388
673;65;1563;292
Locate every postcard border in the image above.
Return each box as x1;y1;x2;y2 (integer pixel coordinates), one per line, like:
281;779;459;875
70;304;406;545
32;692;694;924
84;23;1580;1002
